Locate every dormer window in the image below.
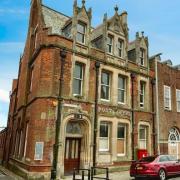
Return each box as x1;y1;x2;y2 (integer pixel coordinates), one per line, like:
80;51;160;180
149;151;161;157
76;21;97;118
117;39;124;58
140;48;145;66
107;34;113;54
76;22;86;44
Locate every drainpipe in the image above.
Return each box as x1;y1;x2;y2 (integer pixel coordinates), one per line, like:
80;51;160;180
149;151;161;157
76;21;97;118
155;57;160;154
130;73;136;160
93;61;100;167
51;48;67;180
151;78;156;155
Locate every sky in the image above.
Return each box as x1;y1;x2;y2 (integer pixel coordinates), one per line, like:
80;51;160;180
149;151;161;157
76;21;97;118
0;0;180;127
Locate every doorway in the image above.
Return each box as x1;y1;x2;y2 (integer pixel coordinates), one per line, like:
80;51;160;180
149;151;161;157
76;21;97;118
64;137;81;174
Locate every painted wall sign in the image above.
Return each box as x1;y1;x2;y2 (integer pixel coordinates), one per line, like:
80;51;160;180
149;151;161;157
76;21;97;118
98;107;131;118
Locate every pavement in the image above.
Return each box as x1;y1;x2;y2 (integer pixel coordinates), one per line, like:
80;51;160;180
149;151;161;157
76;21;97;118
0;165;23;180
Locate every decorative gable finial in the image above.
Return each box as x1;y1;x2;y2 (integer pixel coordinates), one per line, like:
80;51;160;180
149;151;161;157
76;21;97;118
114;5;119;13
82;0;86;7
74;0;77;7
136;32;139;38
141;31;144;37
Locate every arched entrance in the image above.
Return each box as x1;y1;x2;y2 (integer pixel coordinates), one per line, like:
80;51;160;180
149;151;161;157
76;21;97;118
168;127;180;159
64;117;90;174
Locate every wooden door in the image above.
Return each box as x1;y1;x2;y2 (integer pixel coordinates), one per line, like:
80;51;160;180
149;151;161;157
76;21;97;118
64;138;81;174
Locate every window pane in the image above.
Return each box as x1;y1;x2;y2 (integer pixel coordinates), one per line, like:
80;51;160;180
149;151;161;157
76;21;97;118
118;40;123;57
107;36;112;45
118;90;125;103
101;72;110;100
101;72;109;85
101;85;109;99
140;82;145;106
74;63;83;79
118;76;125;89
140;48;145;66
76;33;84;43
34;142;44;160
107;35;113;53
73;79;81;95
100;123;108;137
139;127;146;139
140;94;144;103
77;23;85;34
117;125;125;138
139;140;146;149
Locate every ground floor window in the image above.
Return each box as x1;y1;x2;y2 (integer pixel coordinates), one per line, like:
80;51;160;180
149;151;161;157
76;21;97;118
139;125;148;149
99;122;110;151
117;123;126;155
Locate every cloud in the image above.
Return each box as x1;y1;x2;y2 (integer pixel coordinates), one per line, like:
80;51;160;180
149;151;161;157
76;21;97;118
0;89;10;103
0;8;27;15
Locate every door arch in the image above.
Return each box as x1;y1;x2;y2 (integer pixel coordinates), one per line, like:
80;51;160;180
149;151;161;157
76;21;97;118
168;127;180;159
63;115;91;175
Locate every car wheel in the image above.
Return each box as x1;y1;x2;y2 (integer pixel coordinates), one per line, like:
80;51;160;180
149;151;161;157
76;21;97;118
158;169;166;180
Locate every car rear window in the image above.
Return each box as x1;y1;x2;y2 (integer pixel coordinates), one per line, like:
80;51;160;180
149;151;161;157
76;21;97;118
139;156;156;162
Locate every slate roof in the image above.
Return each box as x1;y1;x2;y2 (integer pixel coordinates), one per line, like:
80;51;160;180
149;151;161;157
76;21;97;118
42;5;70;35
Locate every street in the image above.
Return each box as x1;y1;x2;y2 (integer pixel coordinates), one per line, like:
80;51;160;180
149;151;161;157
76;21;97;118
106;171;180;180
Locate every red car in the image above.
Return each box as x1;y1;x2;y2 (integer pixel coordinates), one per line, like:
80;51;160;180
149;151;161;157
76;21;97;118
130;155;180;180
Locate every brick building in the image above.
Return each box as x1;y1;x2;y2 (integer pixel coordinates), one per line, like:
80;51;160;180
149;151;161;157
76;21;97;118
0;128;7;164
2;0;155;179
150;57;180;158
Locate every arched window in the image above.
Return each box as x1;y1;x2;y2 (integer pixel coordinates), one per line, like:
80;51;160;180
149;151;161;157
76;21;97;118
168;127;180;142
66;122;82;135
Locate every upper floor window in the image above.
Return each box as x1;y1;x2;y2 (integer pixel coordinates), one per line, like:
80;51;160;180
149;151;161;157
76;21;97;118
140;81;145;108
101;71;110;100
140;48;145;66
117;39;124;58
76;22;86;44
73;63;84;96
118;76;126;104
139;125;148;149
176;89;180;112
107;35;113;54
117;124;126;155
164;85;171;110
99;122;110;151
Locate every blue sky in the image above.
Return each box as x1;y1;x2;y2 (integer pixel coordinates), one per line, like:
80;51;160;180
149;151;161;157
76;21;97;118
0;0;180;127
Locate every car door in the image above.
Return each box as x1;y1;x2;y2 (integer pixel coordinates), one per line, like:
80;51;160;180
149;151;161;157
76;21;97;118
168;155;180;174
159;155;175;176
